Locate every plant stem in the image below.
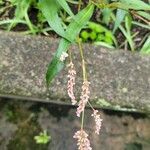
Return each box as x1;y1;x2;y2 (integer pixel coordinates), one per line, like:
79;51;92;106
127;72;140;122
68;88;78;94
88;101;95;111
78;37;87;81
78;0;82;11
68;48;73;63
81;110;85;129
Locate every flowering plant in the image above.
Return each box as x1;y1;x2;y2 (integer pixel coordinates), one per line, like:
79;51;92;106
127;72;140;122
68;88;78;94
38;0;150;149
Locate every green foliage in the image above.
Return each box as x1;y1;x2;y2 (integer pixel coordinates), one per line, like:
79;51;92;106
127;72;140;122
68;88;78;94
80;21;117;48
92;0;150;10
124;14;134;51
136;11;150;20
98;0;150;51
141;36;150;54
8;0;37;33
101;8;112;25
118;0;150;10
113;9;127;32
56;0;74;16
0;0;3;5
34;130;51;144
46;4;94;85
38;0;67;39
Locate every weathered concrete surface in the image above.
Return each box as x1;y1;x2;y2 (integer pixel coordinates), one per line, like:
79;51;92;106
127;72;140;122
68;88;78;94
0;31;150;113
0;99;150;150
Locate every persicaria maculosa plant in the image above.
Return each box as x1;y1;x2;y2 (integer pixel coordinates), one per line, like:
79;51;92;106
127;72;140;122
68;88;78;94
38;0;150;149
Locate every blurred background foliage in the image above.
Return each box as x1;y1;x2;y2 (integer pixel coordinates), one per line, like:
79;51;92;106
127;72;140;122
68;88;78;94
0;0;149;53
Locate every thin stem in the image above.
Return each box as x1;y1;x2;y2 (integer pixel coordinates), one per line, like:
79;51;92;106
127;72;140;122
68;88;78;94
81;110;85;130
25;12;36;34
78;0;82;11
68;49;73;63
77;37;87;81
87;101;95;111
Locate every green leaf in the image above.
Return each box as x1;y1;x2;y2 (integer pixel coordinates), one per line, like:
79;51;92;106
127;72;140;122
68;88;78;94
132;21;150;30
46;4;94;85
141;36;150;54
0;19;27;26
65;4;94;42
8;0;31;21
120;25;134;51
38;0;66;38
34;130;51;144
119;0;150;10
125;14;132;33
110;0;150;10
136;11;150;20
124;14;134;50
113;9;127;32
46;39;70;85
56;0;74;16
8;0;35;32
94;41;115;49
111;14;134;51
102;8;112;25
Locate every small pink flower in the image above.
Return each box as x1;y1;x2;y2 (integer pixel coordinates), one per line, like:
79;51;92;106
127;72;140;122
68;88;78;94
67;62;77;105
73;130;92;150
76;81;90;117
91;110;103;135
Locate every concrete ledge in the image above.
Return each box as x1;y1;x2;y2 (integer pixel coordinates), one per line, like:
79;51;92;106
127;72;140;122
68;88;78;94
0;31;150;113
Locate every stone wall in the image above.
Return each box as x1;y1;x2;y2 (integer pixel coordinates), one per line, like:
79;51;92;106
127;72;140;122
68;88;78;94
0;31;150;113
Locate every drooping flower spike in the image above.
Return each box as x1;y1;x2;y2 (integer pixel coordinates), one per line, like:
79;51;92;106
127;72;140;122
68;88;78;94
67;62;77;105
91;109;103;135
76;81;90;117
73;129;92;150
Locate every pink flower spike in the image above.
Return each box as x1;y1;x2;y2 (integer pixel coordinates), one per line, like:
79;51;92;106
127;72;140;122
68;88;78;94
76;81;90;117
91;110;103;135
67;62;77;105
73;130;92;150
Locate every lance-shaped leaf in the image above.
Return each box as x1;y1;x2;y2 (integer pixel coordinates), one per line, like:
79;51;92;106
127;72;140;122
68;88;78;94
120;0;150;10
110;0;150;11
38;0;66;38
46;39;70;86
46;4;94;85
113;9;127;33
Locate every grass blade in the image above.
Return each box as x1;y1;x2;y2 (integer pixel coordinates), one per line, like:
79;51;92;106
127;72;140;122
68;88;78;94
38;0;66;38
141;36;150;54
120;0;150;10
113;9;127;33
136;11;150;21
56;0;74;16
110;0;150;11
